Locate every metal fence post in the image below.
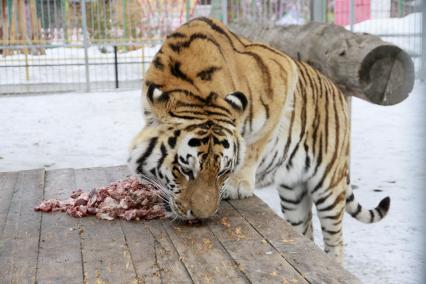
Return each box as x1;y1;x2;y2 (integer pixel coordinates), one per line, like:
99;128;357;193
24;48;30;81
81;0;91;92
347;0;355;174
123;0;128;39
349;0;355;32
185;0;190;22
141;45;146;78
310;0;325;22
421;0;426;81
222;0;228;25
114;46;119;89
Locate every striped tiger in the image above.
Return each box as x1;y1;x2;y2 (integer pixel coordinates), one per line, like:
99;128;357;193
127;17;390;264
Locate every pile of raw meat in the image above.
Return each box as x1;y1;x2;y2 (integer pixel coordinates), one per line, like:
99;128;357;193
35;177;166;221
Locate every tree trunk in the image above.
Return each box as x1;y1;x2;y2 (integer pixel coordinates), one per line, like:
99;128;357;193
230;21;415;106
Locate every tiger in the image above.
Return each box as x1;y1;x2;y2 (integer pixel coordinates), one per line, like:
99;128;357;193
127;17;391;264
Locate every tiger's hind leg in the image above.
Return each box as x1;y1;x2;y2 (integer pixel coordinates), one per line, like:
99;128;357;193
277;183;314;241
309;178;346;265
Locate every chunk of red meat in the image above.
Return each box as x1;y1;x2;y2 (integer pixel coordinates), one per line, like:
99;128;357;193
35;177;165;221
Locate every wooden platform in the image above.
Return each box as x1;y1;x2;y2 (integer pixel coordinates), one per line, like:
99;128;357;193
0;166;360;284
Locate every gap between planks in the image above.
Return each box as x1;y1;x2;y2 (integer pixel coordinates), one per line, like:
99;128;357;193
227;198;361;284
105;165;194;283
1;166;360;284
226;199;310;284
36;168;84;283
74;167;139;283
105;166;296;283
0;169;45;283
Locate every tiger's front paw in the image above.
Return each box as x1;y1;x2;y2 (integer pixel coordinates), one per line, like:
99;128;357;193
222;174;255;200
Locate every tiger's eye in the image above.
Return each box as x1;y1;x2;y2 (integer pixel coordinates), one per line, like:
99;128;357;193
222;140;230;149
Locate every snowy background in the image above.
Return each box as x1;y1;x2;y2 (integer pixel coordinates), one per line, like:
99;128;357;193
0;80;424;283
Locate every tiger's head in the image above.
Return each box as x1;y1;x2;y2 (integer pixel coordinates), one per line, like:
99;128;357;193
128;85;247;220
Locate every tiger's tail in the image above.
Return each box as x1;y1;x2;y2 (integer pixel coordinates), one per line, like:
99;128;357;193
345;185;390;223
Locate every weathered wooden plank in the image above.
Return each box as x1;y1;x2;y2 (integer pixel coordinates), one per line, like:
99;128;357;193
75;167;138;284
104;165;193;283
120;221;164;284
208;201;262;241
104;166;306;283
163;221;249;284
104;165;162;284
209;201;308;283
221;240;308;284
147;220;194;283
104;164;131;178
105;166;244;283
0;171;19;235
0;169;45;283
229;196;362;284
36;168;83;283
0;165;360;283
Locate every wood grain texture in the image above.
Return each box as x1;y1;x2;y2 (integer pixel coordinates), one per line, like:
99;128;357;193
104;165;193;283
0;169;45;283
36;168;83;284
0;165;361;283
146;220;194;283
231;21;415;106
75;167;139;284
209;201;308;284
163;220;249;284
229;197;362;284
0;171;19;236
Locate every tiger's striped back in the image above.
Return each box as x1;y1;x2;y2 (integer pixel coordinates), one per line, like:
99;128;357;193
128;17;391;265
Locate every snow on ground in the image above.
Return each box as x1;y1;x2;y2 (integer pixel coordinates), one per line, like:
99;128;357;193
0;90;142;170
0;82;425;283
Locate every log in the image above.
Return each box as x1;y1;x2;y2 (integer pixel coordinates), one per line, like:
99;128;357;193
230;21;415;106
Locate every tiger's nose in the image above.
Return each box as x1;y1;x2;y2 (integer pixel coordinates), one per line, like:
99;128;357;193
190;187;219;219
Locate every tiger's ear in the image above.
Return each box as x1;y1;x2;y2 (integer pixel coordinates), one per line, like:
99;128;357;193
147;85;169;105
224;91;248;112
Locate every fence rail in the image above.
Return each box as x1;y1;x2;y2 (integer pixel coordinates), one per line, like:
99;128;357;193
0;0;423;94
